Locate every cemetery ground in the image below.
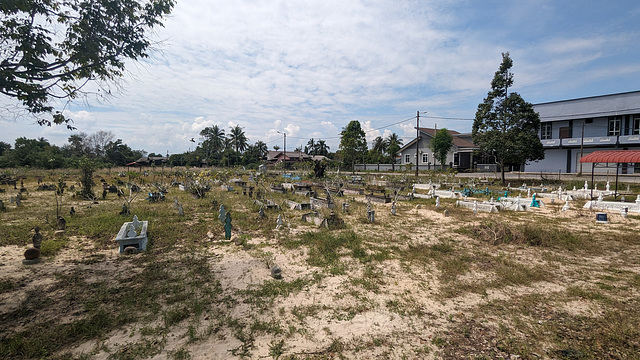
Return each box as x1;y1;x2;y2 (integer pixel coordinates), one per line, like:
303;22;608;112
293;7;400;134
0;169;639;360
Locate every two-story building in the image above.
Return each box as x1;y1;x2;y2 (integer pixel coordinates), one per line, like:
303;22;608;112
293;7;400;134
525;91;640;174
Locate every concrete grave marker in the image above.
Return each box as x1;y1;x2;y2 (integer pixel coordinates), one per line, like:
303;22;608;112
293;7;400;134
115;216;148;253
32;226;43;249
218;205;226;223
224;212;232;240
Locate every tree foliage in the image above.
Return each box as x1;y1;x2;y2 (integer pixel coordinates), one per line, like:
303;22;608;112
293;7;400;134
339;120;367;169
305;138;330;156
430;128;453;168
472;52;544;183
0;0;175;128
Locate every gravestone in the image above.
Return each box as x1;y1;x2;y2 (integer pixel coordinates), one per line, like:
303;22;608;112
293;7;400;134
342;202;349;213
562;200;570;211
224;212;232;240
218;205;226;223
435;196;440;208
57;216;66;230
530;194;540;208
620;207;629;218
32;226;43;249
126;224;137;238
444;209;450;217
259;205;265;218
276;214;284;229
15;195;20;207
473;200;478;214
391;201;396;215
178;204;184;216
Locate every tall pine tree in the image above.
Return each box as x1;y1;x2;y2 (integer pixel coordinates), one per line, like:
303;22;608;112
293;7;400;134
472;53;544;183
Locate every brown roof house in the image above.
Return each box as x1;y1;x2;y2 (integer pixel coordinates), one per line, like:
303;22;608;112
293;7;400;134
397;128;477;170
266;150;311;166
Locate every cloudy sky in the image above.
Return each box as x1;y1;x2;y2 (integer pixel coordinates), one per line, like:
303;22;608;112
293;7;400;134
3;0;640;155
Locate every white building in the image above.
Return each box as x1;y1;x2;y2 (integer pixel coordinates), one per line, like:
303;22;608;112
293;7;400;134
525;91;640;173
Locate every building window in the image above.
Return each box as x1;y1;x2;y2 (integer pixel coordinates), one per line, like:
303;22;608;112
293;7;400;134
633;116;640;135
422;153;428;163
405;154;410;163
559;127;571;139
608;117;621;136
541;122;552;140
453;153;459;166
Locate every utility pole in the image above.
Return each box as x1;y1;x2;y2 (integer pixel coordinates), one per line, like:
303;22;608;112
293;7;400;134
416;111;420;177
579;120;585;174
277;130;287;170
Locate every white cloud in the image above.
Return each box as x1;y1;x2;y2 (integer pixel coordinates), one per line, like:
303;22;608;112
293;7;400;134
2;1;639;154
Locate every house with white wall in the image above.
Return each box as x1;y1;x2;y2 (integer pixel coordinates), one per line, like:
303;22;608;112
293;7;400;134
397;128;477;171
525;91;640;174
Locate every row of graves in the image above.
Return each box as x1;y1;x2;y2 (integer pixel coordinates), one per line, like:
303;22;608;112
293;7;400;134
412;179;638;223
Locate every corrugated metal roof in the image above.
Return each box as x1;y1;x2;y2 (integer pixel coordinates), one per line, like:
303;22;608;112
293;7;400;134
579;150;640;163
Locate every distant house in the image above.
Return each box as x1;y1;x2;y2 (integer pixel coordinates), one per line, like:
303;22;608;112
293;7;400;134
266;150;311;165
131;156;168;166
398;128;477;171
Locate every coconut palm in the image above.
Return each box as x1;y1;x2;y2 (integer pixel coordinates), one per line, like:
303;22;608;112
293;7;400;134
315;139;330;156
228;125;248;152
199;125;225;164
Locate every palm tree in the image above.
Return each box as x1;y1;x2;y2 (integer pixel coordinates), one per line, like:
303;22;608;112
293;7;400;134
386;133;403;170
254;141;268;159
315;139;330;156
228;125;248;152
200;125;225;165
305;138;316;155
372;136;388;155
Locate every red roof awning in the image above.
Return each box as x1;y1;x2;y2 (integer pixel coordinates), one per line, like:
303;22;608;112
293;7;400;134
579;150;640;163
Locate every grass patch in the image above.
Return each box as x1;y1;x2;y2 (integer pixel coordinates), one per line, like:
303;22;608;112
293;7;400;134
39;236;68;257
283;230;385;268
461;220;582;249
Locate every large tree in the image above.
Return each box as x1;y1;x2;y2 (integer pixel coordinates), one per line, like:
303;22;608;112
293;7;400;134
0;0;175;128
339;120;367;170
430;128;453;169
472;52;544;183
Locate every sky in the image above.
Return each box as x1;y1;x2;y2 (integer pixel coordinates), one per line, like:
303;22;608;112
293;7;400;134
2;0;640;155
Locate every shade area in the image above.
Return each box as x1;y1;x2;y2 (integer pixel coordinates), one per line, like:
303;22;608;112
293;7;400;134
579;150;640;164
